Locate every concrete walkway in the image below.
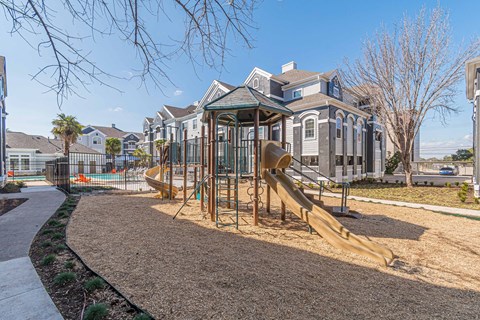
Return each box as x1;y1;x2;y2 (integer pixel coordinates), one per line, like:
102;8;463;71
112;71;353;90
0;186;65;319
305;190;480;218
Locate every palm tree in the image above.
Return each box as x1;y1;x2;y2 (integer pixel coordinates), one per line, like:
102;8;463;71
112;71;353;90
105;137;122;170
51;113;83;155
132;148;152;167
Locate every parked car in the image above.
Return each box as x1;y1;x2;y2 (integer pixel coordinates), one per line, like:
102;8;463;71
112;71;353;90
439;167;455;175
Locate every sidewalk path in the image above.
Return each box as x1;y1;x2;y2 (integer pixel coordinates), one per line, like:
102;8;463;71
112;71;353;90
305;190;480;218
0;186;65;319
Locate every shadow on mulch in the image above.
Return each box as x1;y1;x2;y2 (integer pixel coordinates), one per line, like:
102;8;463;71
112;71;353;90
0;198;28;216
340;214;428;240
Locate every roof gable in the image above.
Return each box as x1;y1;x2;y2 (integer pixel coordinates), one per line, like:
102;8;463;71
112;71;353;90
198;80;235;108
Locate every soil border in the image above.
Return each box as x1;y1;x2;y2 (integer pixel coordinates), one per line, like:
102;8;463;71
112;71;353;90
29;191;155;320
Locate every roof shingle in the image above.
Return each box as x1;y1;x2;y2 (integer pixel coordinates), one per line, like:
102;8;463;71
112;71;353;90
6;132;98;153
271;69;320;84
164;105;196;118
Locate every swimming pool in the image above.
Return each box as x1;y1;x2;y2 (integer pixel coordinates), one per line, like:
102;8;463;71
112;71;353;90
11;175;46;181
72;173;126;181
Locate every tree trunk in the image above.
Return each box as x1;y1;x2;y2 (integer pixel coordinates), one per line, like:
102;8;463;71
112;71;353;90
64;142;70;156
401;152;414;187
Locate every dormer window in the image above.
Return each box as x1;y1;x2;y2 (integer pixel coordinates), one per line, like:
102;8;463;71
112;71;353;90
293;89;302;99
253;78;259;89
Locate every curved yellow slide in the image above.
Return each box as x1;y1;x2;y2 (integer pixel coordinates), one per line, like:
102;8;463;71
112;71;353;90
144;166;178;198
262;142;394;266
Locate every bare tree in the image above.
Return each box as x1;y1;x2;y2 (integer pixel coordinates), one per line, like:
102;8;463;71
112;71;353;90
342;7;480;187
0;0;257;104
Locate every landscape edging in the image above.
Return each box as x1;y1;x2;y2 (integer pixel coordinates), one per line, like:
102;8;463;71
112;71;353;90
64;195;156;320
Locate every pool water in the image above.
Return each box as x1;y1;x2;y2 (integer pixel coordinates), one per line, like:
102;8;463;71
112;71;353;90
11;175;46;181
72;173;125;181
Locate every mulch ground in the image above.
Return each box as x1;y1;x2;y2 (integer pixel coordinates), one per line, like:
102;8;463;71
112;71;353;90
67;182;480;319
0;198;27;215
30;196;151;320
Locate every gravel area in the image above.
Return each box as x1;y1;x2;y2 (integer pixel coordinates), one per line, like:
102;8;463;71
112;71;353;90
67;182;480;319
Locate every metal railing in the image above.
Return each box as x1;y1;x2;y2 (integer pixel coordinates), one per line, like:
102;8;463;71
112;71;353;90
290;157;350;212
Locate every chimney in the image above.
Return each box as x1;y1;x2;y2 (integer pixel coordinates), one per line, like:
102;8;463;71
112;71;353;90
281;61;297;73
112;123;116;128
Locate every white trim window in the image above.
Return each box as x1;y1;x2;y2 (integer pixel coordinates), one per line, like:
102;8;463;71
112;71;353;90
93;137;102;145
293;88;302;99
253;78;259;89
193;119;197;130
336;117;343;139
304;118;316;139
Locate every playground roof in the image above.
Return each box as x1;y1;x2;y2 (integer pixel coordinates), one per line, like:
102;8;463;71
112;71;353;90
203;86;293;125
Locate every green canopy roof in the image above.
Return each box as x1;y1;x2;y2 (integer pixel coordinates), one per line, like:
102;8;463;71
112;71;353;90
203;86;292;125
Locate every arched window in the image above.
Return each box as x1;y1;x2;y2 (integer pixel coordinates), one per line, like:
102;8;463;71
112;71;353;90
93;137;102;145
253;78;259;89
336;117;343;139
304;118;315;139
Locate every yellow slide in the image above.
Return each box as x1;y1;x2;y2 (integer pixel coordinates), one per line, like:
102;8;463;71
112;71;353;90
262;142;394;266
144;166;178;198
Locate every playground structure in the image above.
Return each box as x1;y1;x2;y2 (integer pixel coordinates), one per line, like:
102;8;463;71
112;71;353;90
147;86;394;266
144;141;178;198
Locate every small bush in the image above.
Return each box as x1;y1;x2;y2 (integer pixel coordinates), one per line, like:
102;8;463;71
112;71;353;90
41;254;56;266
445;182;451;188
414;181;418;186
475;198;480;205
48;220;61;227
395;180;399;184
133;314;152;320
430;182;434;186
459;194;467;203
385;180;389;184
51;233;64;240
14;181;26;188
455;181;460;187
83;303;108;320
0;182;20;193
53;272;76;286
64;261;75;269
424;181;428;186
84;277;106;292
308;182;314;189
42;229;54;235
55;244;67;252
57;210;69;218
400;181;404;185
379;178;383;183
41;241;53;248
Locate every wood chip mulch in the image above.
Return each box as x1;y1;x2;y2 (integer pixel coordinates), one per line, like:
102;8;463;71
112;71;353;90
30;196;151;320
67;183;480;319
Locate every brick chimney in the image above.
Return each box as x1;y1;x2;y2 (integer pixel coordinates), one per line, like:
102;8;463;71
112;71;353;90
112;123;116;128
281;61;297;73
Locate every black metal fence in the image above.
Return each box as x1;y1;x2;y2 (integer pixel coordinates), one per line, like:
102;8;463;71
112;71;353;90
68;152;163;192
46;157;70;192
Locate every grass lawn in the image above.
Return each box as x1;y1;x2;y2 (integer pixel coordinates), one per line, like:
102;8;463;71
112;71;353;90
332;183;480;210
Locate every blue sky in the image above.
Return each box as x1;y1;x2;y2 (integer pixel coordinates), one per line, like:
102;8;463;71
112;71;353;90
0;0;477;158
